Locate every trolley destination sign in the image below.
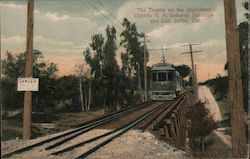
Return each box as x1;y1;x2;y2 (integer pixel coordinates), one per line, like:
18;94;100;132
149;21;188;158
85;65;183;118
17;78;39;91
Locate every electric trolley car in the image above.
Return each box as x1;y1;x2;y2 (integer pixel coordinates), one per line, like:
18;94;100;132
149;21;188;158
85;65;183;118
149;63;183;100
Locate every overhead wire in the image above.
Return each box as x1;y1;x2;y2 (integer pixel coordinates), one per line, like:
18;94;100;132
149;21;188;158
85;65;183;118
86;0;123;33
148;41;158;55
87;0;160;55
96;0;124;27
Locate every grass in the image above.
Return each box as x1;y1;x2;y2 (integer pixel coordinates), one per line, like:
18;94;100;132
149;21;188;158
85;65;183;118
53;110;104;131
191;86;232;158
1;109;104;141
1;120;23;141
192;132;233;158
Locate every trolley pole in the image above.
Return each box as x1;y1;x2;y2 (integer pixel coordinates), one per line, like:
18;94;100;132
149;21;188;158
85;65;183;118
224;0;247;156
143;35;148;101
23;0;34;140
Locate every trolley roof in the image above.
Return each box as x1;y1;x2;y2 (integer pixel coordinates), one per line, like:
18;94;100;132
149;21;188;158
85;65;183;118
151;63;175;71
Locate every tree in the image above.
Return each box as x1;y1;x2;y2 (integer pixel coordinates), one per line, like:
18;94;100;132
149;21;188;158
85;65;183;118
102;26;120;112
53;75;81;112
120;18;146;102
85;34;104;80
238;2;248;112
174;64;191;78
83;34;105;110
2;50;44;82
186;101;217;152
74;63;93;112
1;50;58;112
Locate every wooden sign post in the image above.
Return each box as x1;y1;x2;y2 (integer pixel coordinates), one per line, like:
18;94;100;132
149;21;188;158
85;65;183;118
23;0;34;140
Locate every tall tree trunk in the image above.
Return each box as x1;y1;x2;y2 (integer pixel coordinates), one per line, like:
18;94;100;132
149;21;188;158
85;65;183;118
79;77;85;111
104;98;107;114
201;137;205;152
84;92;87;112
116;88;121;111
137;64;143;103
116;80;121;110
130;78;134;104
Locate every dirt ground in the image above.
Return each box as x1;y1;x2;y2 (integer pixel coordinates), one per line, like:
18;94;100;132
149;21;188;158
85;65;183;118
1;109;105;141
2;129;187;159
2;102;188;159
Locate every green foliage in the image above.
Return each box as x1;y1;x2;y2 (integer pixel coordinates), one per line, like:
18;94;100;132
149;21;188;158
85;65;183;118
242;1;249;19
86;34;104;80
53;75;81;112
187;101;217;151
174;64;191;78
120;18;147;103
102;26;119;107
81;19;148;110
120;18;145;77
239;2;248;112
82;25;124;111
1;51;61;112
202;76;228;100
238;21;248;112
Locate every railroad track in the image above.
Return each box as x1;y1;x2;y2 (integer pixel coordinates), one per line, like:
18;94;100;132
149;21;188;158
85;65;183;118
72;95;185;159
2;94;186;159
2;100;154;158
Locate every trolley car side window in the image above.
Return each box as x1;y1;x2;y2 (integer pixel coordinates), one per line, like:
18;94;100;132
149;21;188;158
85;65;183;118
152;73;157;82
168;72;174;81
158;73;166;81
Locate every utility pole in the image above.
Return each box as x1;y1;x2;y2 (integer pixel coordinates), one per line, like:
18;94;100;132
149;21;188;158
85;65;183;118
23;0;34;140
143;35;148;101
181;44;201;75
224;0;247;156
180;44;201;102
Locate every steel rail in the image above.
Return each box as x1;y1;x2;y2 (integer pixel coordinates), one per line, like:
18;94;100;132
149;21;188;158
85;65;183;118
45;101;157;150
144;92;186;130
74;95;185;159
2;101;154;158
51;102;166;155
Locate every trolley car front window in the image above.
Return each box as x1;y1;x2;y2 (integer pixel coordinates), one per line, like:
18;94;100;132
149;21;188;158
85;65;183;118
168;72;174;81
152;73;157;82
158;73;166;81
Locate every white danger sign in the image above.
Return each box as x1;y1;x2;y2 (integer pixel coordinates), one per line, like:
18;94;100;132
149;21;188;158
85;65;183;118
17;78;39;91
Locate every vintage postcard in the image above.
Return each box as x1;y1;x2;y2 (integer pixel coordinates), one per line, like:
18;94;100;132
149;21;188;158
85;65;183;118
1;0;249;158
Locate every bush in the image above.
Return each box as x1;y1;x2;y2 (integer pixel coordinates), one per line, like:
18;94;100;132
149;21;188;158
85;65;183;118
186;101;217;152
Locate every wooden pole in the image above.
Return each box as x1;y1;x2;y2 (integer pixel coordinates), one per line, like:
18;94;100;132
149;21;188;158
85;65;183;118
224;0;247;156
194;64;198;101
23;0;34;140
180;44;201;100
189;45;194;73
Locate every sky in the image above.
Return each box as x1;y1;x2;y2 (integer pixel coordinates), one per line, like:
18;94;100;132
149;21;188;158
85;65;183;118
1;0;248;82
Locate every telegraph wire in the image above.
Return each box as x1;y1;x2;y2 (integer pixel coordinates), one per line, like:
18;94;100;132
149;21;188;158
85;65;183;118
86;0;123;32
148;41;158;55
96;0;124;27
